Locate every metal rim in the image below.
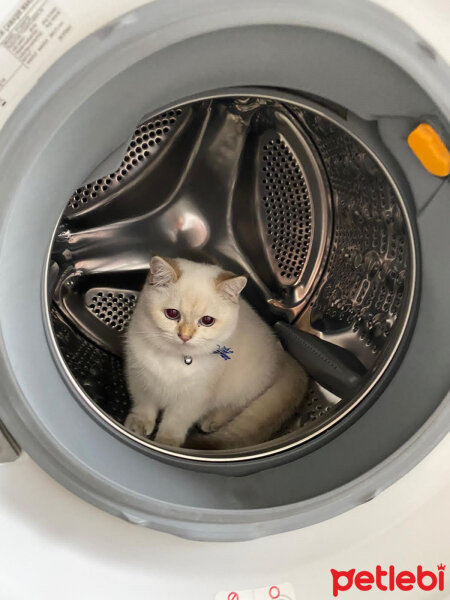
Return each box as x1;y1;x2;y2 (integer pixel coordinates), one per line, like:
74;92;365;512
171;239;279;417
43;88;417;463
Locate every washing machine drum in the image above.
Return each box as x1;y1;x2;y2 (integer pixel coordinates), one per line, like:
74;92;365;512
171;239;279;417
0;0;449;541
50;95;414;460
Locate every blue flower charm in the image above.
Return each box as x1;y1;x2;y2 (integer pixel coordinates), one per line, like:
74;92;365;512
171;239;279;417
213;344;234;360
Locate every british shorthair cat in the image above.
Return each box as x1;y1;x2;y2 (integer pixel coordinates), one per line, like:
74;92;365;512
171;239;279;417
124;256;307;449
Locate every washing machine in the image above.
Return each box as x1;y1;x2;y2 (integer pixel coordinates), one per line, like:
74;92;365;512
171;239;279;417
0;0;449;598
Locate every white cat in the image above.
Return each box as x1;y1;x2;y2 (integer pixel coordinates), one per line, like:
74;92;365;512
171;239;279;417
124;256;308;449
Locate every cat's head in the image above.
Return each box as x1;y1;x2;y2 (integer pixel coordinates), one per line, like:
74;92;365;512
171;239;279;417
137;256;247;353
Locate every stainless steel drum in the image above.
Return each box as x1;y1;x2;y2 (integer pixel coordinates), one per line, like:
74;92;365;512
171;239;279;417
48;94;415;462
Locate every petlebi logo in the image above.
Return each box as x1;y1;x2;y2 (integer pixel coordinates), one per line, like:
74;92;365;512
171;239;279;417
330;564;446;597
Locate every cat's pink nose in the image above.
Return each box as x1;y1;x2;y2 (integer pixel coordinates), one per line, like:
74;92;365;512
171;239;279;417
178;333;192;343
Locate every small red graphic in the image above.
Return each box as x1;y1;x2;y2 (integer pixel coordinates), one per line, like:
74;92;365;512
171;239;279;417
269;586;281;599
438;564;446;571
227;593;239;600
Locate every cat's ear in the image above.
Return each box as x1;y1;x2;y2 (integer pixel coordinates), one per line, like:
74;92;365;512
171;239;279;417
216;272;247;303
147;256;181;287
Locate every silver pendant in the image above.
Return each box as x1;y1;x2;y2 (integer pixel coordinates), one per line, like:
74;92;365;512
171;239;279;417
184;355;193;365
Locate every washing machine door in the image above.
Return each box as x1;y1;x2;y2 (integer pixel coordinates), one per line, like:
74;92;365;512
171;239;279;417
0;0;449;542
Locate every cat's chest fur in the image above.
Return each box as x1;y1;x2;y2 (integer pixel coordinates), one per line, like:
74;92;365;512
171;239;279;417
131;334;225;393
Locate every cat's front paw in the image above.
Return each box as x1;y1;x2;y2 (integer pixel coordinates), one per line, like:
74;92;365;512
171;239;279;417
198;412;222;434
198;406;236;433
124;411;156;437
154;429;185;448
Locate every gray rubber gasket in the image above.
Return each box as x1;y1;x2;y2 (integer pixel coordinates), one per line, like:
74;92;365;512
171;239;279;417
0;0;448;540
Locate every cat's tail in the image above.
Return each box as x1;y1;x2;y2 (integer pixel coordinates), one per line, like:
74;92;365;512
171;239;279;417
187;355;308;451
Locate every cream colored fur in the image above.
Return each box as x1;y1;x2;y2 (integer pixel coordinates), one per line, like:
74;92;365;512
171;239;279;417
124;257;308;449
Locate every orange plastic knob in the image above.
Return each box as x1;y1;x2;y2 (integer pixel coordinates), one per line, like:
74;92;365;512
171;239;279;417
407;123;450;177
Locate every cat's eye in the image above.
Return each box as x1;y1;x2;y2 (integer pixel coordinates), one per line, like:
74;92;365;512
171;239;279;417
164;308;180;320
199;315;215;327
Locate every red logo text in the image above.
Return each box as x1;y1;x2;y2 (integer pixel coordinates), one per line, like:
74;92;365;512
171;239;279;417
331;564;445;597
